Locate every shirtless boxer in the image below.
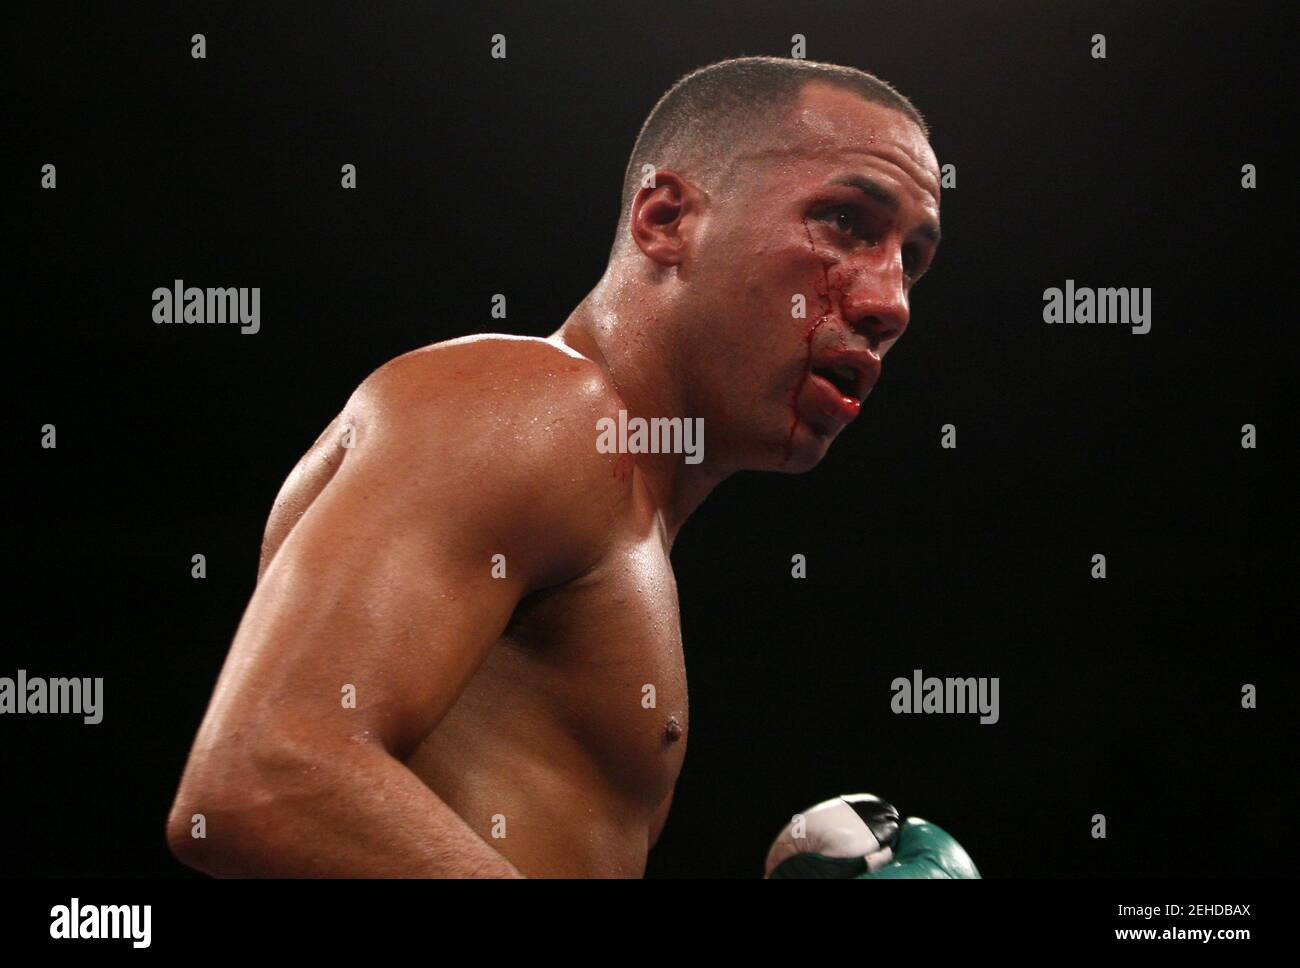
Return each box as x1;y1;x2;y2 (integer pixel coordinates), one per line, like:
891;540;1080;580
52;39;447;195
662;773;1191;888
166;56;947;877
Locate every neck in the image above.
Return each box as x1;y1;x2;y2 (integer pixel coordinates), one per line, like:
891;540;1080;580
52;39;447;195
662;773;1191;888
553;272;731;548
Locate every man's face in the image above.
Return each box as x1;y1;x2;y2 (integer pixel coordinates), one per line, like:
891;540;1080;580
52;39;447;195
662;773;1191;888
678;82;941;472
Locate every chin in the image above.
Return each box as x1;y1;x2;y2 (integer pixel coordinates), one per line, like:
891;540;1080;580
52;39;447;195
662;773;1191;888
757;419;840;474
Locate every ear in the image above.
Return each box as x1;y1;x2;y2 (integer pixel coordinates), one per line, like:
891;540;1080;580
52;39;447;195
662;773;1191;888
628;169;703;267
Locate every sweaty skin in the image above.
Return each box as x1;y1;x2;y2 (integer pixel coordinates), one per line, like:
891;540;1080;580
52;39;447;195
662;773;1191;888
166;83;940;878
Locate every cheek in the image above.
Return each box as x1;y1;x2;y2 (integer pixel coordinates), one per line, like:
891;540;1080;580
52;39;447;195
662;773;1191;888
760;239;831;335
694;216;826;346
734;228;815;291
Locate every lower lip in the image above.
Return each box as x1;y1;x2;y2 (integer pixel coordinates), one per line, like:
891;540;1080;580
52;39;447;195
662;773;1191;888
805;372;863;423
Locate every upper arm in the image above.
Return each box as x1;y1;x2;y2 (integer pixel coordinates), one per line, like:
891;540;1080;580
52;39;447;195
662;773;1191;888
192;339;630;774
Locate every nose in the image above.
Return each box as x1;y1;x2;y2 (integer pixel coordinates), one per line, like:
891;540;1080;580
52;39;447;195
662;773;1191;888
839;251;909;353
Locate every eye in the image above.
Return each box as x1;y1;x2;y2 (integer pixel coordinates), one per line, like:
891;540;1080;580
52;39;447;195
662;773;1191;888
820;204;859;236
902;243;931;283
816;203;885;248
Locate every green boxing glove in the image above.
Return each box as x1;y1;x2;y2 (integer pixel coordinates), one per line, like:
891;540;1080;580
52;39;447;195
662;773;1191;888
764;794;980;879
856;818;980;879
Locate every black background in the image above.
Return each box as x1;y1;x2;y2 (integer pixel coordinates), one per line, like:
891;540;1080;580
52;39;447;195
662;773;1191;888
8;0;1292;878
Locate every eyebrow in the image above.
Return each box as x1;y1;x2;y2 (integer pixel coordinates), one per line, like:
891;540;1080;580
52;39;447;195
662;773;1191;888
831;175;941;246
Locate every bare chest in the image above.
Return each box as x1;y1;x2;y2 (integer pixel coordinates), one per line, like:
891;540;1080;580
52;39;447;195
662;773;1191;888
501;535;689;806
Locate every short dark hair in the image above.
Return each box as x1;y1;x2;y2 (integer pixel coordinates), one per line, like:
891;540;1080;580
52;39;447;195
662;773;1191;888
611;56;928;260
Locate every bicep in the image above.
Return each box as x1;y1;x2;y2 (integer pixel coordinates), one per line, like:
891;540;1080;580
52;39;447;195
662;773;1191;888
202;342;628;765
211;442;530;761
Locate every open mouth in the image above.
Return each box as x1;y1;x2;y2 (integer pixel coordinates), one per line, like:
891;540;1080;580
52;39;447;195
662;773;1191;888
811;363;860;400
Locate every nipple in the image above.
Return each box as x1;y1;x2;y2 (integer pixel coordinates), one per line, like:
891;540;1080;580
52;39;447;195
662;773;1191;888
664;717;683;742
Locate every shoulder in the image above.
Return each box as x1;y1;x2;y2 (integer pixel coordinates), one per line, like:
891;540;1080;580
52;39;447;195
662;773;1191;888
353;334;619;430
339;335;632;581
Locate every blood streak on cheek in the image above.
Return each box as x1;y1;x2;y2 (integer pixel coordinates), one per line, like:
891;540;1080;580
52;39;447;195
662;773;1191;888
780;217;837;466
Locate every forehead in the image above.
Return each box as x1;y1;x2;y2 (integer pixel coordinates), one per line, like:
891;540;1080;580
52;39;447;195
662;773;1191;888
740;81;940;207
